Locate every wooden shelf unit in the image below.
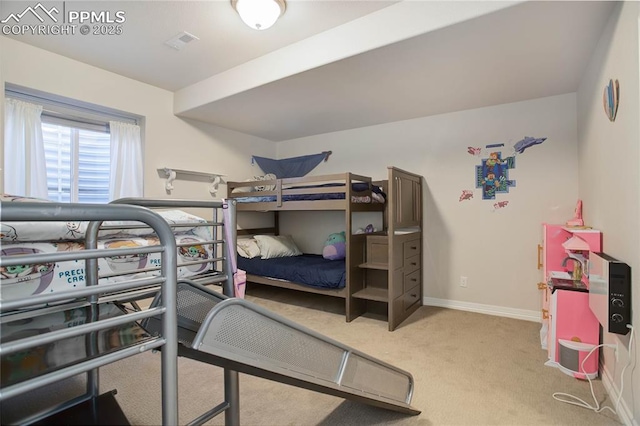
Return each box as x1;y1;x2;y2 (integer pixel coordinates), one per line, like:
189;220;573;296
352;287;389;302
359;262;389;270
356;167;423;331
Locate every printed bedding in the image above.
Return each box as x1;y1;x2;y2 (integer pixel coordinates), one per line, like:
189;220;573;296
0;195;214;301
234;182;386;204
1;235;213;301
237;254;346;289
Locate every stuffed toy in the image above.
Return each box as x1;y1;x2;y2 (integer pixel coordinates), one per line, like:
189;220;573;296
322;231;346;260
354;224;377;234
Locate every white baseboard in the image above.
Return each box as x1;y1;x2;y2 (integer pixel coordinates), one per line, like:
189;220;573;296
423;297;540;322
601;363;637;426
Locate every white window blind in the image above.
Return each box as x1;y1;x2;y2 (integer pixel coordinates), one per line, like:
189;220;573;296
42;122;111;203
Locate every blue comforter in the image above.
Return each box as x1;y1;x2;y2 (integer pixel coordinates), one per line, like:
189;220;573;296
237;254;345;289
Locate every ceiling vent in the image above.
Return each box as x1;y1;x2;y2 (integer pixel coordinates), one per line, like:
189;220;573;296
164;31;199;51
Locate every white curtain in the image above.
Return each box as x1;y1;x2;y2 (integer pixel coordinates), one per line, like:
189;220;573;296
109;121;143;200
4;98;48;198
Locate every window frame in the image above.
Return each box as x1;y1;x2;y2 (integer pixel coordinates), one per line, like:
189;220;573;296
5;83;144;203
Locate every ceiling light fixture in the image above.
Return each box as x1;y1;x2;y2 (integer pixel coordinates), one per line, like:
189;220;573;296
231;0;286;31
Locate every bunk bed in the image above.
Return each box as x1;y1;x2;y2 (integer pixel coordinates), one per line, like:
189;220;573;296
0;198;238;425
228;172;386;211
0;201;182;425
226;167;424;331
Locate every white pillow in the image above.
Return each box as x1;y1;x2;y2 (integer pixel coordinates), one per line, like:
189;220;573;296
254;235;302;259
254;173;277;191
237;238;261;259
231;177;262;193
232;185;254;194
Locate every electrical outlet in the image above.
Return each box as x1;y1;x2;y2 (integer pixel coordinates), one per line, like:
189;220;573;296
460;276;468;288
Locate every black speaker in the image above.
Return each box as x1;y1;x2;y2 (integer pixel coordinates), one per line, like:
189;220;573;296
589;252;631;335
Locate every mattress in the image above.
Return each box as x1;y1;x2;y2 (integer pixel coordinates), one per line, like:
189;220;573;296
0;196;216;301
1;195;211;242
234;182;386;204
0;234;214;301
237;254;345;289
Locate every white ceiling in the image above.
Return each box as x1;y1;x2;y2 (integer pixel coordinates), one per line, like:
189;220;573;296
1;0;398;90
2;1;616;141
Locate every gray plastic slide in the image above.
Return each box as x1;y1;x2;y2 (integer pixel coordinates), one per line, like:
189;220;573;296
145;281;420;416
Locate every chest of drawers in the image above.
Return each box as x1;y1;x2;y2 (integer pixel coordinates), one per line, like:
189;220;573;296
357;232;422;331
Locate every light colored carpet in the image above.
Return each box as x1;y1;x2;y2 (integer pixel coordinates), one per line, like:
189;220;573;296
1;285;622;425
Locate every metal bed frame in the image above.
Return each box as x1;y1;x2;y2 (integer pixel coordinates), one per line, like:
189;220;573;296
0;199;241;425
105;199;234;304
108;197;241;425
0;201;181;425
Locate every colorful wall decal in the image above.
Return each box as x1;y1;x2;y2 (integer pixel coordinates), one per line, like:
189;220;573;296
459;190;474;202
492;200;509;211
603;79;620;122
461;136;548;207
513;136;547;154
467;147;482;156
475;151;516;200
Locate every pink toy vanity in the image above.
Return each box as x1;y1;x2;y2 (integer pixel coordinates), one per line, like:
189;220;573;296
538;224;602;379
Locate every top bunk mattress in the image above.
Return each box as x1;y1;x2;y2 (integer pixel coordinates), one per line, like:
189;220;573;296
234;182;386;204
1;194;211;242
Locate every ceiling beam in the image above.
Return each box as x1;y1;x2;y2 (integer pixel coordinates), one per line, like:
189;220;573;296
173;0;522;116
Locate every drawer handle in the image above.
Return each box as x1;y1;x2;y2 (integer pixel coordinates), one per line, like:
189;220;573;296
410;262;417;266
411;278;417;282
542;309;549;319
410;246;417;250
537;282;547;290
411;294;417;298
537;244;543;270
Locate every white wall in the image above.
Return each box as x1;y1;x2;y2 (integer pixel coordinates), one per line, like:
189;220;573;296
0;37;276;200
277;93;579;320
576;2;639;424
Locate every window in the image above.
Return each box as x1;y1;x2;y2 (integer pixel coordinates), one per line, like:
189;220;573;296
4;84;142;202
43;122;111;203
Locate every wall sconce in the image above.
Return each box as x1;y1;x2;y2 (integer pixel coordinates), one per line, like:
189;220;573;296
231;0;286;31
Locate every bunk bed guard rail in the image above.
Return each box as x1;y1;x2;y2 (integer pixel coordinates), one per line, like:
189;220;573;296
0;202;179;425
110;198;237;299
